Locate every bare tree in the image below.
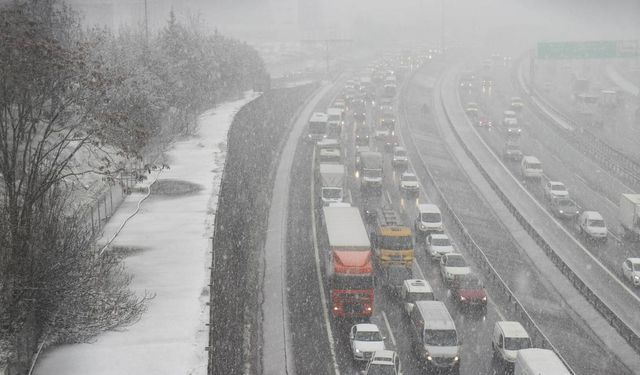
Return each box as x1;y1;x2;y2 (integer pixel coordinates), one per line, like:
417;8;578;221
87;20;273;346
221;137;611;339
0;0;148;368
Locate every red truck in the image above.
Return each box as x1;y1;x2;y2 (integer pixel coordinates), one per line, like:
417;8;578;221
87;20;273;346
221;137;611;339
323;205;374;318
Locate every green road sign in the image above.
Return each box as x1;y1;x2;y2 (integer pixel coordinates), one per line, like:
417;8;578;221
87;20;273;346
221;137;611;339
537;40;639;59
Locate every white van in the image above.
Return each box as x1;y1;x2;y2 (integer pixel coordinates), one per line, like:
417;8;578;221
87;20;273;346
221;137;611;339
514;348;571;375
415;204;444;235
520;156;543;179
578;210;608;242
409;301;460;372
401;279;435;315
491;321;532;364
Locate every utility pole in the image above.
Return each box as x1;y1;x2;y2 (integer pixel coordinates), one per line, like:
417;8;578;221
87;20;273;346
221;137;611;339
440;0;445;54
144;0;149;44
300;37;352;74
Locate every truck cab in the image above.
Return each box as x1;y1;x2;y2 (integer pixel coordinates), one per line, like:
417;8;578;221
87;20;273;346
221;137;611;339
359;151;383;193
307;112;328;143
318;163;345;206
371;207;414;268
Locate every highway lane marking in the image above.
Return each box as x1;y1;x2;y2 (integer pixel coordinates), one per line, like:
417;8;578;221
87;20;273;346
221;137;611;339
573;172;619;207
381;310;397;347
412;258;426;280
488;296;506;321
385;190;393;205
310;147;341;375
573;173;587;185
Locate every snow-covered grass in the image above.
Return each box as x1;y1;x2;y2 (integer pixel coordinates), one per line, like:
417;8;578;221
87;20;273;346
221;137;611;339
34;92;260;375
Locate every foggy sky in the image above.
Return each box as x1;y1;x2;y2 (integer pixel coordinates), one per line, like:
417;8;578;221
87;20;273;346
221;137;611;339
69;0;640;49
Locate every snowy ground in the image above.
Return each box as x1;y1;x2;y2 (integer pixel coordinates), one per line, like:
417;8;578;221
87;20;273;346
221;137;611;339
34;92;259;375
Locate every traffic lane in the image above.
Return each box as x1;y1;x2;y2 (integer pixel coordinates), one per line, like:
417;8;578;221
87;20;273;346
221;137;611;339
463;80;640;256
382;156;501;375
461;87;640;288
531;61;640;161
336;95;429;375
287;137;336;374
405;68;633;375
371;96;502;374
480;65;634;203
286;78;349;374
348;77;506;375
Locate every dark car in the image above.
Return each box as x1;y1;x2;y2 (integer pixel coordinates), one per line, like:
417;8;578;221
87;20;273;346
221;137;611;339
549;196;580;219
502;143;523;161
383;266;413;296
451;274;487;312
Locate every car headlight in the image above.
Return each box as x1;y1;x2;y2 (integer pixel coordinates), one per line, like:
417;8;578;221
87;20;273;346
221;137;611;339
426;354;432;361
634;275;640;282
420;224;426;230
482;296;487;301
460;296;466;301
559;210;564;214
453;356;459;362
355;348;361;353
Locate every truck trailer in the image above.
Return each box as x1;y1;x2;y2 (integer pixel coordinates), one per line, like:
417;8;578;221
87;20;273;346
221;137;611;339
620;193;640;241
322;205;374;318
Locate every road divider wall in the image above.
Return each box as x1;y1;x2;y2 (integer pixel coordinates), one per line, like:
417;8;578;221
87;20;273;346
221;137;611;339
208;83;319;375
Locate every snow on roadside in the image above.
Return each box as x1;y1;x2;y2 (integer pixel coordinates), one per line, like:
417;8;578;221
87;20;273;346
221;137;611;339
34;92;260;375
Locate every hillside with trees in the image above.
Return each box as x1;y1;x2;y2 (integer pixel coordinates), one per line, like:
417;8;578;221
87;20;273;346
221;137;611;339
0;0;268;372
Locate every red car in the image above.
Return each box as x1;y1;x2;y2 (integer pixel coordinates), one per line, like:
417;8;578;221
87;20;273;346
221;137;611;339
451;274;487;311
478;116;492;128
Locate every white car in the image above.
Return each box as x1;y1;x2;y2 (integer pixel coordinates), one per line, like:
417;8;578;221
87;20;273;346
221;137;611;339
363;350;402;375
510;96;524;110
426;233;454;261
465;102;479;116
399;172;419;193
544;181;569;200
350;324;386;361
415;204;444;235
375;128;391;140
622;258;640;287
392;146;408;167
440;253;471;285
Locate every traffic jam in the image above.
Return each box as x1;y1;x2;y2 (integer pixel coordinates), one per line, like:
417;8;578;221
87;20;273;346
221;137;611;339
305;51;573;375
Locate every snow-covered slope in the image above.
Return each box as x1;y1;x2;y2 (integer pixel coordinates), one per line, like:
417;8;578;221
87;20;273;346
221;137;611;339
34;92;260;375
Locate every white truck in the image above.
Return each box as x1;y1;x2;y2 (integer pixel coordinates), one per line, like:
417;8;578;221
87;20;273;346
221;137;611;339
319;163;345;205
514;349;571;375
619;193;640;241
